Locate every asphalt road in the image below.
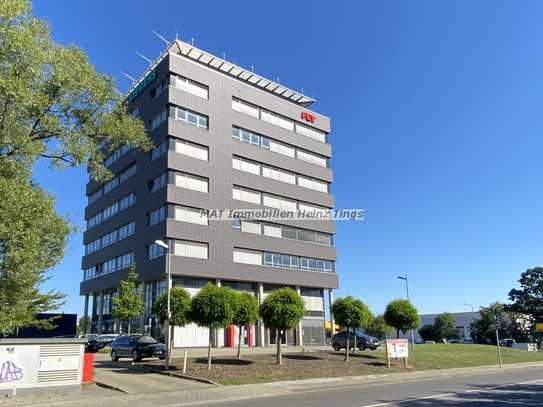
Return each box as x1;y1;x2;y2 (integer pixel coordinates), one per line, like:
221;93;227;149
216;367;543;406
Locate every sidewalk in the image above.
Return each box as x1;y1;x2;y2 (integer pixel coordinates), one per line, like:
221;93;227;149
3;361;543;407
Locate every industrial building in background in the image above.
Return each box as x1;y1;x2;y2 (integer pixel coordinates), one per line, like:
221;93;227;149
80;40;338;348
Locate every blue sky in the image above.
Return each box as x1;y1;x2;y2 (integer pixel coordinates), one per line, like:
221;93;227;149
32;1;543;317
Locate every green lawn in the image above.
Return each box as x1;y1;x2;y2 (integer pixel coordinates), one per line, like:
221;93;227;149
402;343;543;370
163;344;543;385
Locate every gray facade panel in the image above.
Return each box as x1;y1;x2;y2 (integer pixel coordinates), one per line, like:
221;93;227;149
80;50;338;297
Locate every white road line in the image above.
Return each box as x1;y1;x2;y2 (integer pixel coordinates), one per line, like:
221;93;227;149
360;378;543;407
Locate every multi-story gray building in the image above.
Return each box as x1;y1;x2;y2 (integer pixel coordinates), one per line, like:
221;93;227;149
80;40;338;348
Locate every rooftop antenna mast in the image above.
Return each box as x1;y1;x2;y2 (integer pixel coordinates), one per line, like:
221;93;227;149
152;30;171;48
136;52;152;67
120;70;136;84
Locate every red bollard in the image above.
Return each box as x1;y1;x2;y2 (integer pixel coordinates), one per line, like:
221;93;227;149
83;352;94;383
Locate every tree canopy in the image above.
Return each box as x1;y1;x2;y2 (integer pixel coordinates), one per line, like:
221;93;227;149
433;312;459;340
259;288;305;365
155;287;192;327
0;173;68;335
366;314;395;340
384;299;420;338
231;292;259;358
0;0;151;181
508;267;543;333
190;284;237;369
470;302;513;345
0;0;151;334
111;265;143;333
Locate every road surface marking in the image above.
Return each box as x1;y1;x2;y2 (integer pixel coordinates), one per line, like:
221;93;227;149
360;378;543;407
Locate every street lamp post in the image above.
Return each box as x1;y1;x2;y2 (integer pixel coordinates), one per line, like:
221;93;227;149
464;302;475;339
155;239;171;371
397;274;415;350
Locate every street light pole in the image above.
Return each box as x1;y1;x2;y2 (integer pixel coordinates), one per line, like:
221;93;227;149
464;302;475;339
397;274;415;350
155;239;171;371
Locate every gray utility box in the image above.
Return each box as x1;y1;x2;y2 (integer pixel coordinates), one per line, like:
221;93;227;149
0;338;86;390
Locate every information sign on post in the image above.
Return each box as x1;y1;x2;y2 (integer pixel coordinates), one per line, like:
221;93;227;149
385;338;409;368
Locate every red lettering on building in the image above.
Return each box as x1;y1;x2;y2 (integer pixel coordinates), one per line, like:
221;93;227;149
301;112;317;123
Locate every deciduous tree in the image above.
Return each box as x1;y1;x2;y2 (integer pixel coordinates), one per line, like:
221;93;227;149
332;296;372;361
259;288;305;365
112;265;143;334
190;284;236;370
366;314;395;340
231;292;259;359
384;299;420;339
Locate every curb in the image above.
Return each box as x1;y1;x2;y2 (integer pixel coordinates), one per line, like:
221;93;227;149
94;381;128;394
157;370;221;386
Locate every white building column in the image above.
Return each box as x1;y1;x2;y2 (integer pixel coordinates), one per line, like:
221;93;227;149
214;279;221;347
328;289;335;335
296;287;303;347
97;290;104;334
83;294;89;334
258;283;265;347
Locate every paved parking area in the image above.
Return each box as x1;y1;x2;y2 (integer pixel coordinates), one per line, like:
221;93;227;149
94;359;211;394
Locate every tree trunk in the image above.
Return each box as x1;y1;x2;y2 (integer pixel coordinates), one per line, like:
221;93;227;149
345;331;350;362
168;325;173;366
353;328;357;354
276;330;282;365
237;326;242;359
127;323;130;335
207;329;213;370
397;328;400;339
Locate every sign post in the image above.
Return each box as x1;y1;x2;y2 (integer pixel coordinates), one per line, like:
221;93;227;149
386;339;409;368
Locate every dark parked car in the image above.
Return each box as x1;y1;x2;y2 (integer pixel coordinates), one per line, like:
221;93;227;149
85;334;118;353
111;335;166;362
331;331;380;351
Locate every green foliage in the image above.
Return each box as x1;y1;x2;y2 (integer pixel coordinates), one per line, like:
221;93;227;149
190;284;236;329
111;265;143;330
0;173;68;335
433;312;459;340
384;299;420;338
0;0;151;181
418;324;436;341
508;267;543;338
77;316;92;335
232;292;259;327
259;288;305;331
470;302;513;345
155;287;192;327
366;314;395;340
332;296;372;330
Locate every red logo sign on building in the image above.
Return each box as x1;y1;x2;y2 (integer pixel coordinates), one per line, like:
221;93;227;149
301;112;317;123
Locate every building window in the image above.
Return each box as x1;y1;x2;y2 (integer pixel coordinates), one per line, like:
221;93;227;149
171;75;208;99
262;193;297;211
150;78;168;100
149;173;167;193
232;98;259;118
174;171;208;193
231;125;326;166
147;243;166;260
85;221;135;255
297;175;328;193
150;141;167;161
83;252;134;281
173;106;208;129
174;240;208;259
233;220;333;246
148;206;166;226
87;164;136;204
233;248;262;265
104;145;130;167
232;186;261;204
174;139;208;161
174;205;208;225
86;193;136;230
150;109;167;130
233;97;327;143
232;156;260;175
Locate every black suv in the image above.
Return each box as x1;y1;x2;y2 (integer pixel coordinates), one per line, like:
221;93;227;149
110;335;166;362
331;330;380;351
